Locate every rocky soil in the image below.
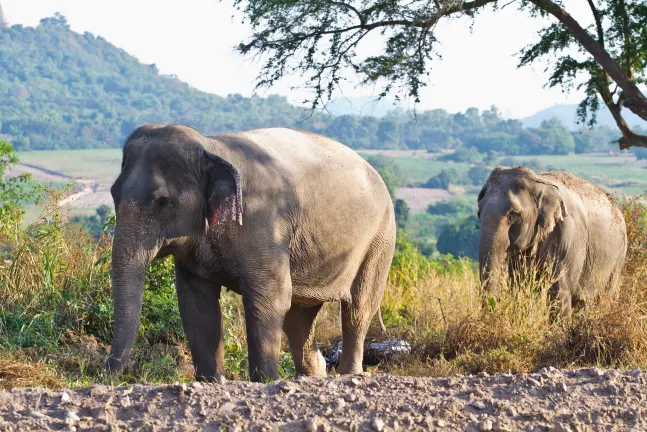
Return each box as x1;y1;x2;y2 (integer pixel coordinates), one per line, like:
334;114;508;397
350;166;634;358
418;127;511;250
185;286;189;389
1;368;645;431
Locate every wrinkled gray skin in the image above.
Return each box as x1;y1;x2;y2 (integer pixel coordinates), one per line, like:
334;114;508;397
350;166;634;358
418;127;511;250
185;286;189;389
477;166;627;316
105;124;396;382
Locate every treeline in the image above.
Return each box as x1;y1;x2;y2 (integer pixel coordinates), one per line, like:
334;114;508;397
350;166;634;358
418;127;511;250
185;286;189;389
0;15;623;154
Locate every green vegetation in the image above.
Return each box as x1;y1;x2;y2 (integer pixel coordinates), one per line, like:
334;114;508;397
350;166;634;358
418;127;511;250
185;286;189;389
0;16;632;158
2;141;647;389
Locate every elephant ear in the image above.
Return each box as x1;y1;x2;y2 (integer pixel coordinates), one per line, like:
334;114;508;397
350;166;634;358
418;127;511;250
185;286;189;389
535;180;568;239
204;151;243;227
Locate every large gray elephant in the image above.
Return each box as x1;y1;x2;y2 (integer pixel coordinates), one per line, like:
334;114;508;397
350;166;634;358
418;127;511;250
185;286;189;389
477;166;627;316
104;124;396;382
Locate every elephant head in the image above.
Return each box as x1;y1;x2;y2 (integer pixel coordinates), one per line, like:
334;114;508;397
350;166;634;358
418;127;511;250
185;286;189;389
476;166;567;288
104;124;243;374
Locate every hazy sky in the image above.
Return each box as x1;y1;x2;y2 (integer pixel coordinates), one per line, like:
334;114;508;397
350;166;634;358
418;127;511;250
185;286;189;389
4;0;596;118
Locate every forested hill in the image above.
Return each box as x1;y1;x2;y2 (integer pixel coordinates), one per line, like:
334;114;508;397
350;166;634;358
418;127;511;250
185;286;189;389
0;14;308;150
0;14;624;154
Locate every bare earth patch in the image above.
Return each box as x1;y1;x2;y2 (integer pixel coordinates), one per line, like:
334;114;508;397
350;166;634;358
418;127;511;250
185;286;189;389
395;187;453;212
1;369;645;431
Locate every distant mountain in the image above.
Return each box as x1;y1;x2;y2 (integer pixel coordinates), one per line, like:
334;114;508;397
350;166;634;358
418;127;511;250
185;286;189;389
0;15;311;150
521;103;646;130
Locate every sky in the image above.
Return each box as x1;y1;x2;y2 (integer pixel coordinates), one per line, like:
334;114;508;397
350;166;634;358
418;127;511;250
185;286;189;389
3;0;596;118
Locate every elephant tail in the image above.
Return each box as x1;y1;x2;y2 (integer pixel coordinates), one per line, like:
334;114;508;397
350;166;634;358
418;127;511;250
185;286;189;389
377;306;388;336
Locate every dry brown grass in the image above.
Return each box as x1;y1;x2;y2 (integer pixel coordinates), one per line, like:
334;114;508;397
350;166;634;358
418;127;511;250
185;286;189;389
0;357;64;390
377;196;647;376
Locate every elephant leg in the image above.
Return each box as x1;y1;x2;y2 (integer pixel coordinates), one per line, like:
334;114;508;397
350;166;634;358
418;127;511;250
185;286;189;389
241;271;292;383
283;303;326;377
175;262;225;382
338;243;392;375
550;280;572;321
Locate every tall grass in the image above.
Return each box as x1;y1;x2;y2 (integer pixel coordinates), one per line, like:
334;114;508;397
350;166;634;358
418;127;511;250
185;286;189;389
1;187;646;388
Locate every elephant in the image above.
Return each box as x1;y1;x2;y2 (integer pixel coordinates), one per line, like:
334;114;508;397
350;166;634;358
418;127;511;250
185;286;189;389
477;166;627;316
104;124;396;382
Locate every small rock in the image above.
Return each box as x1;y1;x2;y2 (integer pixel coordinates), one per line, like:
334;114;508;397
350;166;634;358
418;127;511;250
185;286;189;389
180;383;188;393
371;417;385;431
436;419;447;427
219;402;236;415
480;420;493;431
551;421;572;432
304;418;318;432
588;368;603;378
604;370;620;380
65;411;81;423
60;392;71;403
470;401;487;410
28;411;46;419
527;377;542;387
506;407;517;417
345;394;357;402
191;381;203;390
555;382;568;393
278;381;295;393
218;375;227;385
493;421;512;432
350;378;361;386
477;371;490;378
332;399;346;411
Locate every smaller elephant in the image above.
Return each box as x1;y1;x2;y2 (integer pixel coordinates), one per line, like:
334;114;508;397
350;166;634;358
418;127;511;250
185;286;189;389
477;166;627;316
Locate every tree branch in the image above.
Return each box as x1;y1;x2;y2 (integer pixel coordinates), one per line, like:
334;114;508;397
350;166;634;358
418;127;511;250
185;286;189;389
528;0;647;122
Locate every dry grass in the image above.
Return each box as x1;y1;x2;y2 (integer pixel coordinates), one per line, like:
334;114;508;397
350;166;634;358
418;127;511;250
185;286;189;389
0;357;64;390
376;196;647;376
1;185;646;388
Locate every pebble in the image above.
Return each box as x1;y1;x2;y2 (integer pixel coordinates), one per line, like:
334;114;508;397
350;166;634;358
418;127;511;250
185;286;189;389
604;370;620;380
304;418;317;432
588;368;604;378
345;394;357;402
60;392;70;403
332;399;346;411
218;375;227;385
470;401;487;410
527;377;542;387
191;382;203;390
351;378;362;386
555;382;568;393
219;402;236;415
65;411;81;423
278;381;295;393
436;419;446;427
28;411;46;419
480;419;493;431
551;421;572;432
371;417;385;431
506;406;518;417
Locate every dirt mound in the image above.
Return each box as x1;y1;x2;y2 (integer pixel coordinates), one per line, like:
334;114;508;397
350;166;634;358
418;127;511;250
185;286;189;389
1;368;645;431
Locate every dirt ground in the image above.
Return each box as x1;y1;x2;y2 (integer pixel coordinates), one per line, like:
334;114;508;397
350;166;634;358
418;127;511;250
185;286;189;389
395;187;453;212
1;368;645;431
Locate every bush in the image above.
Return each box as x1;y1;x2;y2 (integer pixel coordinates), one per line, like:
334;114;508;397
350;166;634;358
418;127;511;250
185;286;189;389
423;168;460;189
437;146;484;163
436;215;480;260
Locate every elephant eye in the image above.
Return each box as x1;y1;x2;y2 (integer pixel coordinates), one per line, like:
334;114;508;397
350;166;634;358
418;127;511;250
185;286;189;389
507;210;521;223
154;196;174;208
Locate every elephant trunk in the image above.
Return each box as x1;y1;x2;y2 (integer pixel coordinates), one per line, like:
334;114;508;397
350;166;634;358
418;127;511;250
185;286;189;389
479;221;510;292
105;212;157;374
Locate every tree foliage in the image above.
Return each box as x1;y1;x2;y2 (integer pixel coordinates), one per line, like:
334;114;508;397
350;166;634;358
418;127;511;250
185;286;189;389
0;139;35;234
231;0;647;149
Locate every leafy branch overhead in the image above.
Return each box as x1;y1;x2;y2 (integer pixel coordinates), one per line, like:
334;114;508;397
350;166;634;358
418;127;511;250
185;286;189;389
232;0;647;149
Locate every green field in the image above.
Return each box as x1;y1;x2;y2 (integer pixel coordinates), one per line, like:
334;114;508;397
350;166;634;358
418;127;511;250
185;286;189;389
17;149;122;183
14;148;647;197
